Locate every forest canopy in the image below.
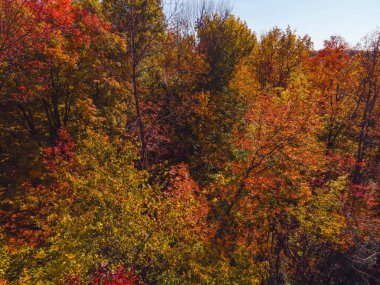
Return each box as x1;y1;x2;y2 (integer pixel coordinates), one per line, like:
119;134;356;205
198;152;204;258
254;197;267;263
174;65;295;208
0;0;379;284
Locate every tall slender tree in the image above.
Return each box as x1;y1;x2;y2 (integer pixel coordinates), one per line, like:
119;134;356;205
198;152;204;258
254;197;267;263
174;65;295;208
102;0;166;168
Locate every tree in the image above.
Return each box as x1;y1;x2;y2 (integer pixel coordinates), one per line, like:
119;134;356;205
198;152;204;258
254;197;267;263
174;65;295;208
0;0;111;234
351;30;380;185
0;0;107;140
1;129;208;284
102;0;166;168
254;27;311;90
190;14;256;182
306;36;356;153
196;14;257;92
208;70;324;283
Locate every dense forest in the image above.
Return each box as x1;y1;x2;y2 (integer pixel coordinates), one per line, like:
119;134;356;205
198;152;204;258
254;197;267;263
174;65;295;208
0;0;379;284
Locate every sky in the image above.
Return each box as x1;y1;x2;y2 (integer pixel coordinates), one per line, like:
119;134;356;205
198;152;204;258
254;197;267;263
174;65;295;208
231;0;380;50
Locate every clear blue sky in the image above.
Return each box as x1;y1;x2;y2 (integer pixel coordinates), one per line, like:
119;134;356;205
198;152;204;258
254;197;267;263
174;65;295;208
231;0;380;49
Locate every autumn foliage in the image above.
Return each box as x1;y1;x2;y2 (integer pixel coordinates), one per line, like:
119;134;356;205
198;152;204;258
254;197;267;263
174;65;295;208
0;0;379;284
